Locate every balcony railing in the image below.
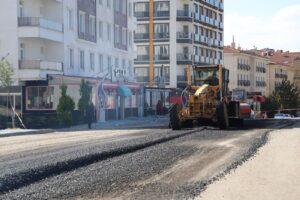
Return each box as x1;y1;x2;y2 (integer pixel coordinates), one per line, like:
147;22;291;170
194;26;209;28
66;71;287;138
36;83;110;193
154;11;170;18
135;55;150;61
19;60;63;71
134;11;149;18
238;63;251;71
154;32;169;40
176;32;193;40
18;17;63;32
154;54;170;61
238;80;251;87
177;53;192;62
134;33;149;40
177;10;193;18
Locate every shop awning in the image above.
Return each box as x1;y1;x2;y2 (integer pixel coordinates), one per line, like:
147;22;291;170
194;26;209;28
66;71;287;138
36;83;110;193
118;85;132;97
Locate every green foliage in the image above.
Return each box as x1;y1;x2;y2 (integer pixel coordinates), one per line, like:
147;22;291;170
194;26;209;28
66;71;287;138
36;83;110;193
78;79;92;115
262;80;299;116
57;84;75;126
273;80;299;111
0;60;14;87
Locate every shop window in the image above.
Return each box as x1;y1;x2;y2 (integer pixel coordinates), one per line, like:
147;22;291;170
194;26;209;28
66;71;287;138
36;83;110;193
106;91;116;109
26;86;54;110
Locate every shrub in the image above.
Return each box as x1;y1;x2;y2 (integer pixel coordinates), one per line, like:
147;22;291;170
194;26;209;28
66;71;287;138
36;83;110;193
57;84;75;127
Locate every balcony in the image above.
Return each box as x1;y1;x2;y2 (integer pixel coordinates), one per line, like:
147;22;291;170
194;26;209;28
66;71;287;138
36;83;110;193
134;33;149;42
256;81;266;87
154;32;169;41
238;63;251;71
154;54;170;63
177;54;193;65
18;60;63;80
194;34;201;43
154;11;170;19
177;32;193;43
177;10;193;22
134;11;149;19
193;55;201;64
19;60;63;71
18;17;63;42
134;55;150;64
219;22;224;29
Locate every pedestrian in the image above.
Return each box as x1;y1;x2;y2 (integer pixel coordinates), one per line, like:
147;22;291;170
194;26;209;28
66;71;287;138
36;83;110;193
156;100;163;116
86;103;95;129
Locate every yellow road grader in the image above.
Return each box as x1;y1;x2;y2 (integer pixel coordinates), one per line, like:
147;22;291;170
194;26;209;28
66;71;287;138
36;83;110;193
169;65;250;130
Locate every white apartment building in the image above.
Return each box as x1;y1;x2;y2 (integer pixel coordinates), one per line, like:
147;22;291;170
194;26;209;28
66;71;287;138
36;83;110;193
0;0;141;123
133;0;224;89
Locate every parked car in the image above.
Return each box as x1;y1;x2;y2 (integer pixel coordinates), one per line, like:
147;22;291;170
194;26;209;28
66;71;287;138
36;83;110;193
274;113;293;119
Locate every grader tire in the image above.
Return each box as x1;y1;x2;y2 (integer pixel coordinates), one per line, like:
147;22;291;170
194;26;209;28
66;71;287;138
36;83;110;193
169;105;182;130
217;103;229;130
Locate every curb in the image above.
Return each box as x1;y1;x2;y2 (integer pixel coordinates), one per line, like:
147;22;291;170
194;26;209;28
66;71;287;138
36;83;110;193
0;129;55;138
0;127;204;194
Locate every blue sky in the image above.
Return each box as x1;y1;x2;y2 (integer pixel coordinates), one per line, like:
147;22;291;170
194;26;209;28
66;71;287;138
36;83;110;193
224;0;300;51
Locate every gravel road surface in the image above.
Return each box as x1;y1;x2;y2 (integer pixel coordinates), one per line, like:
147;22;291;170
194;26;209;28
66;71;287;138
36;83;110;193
0;120;294;199
197;121;300;200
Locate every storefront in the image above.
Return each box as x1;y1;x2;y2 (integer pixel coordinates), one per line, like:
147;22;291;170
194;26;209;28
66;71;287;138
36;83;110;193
144;87;172;115
21;75;143;125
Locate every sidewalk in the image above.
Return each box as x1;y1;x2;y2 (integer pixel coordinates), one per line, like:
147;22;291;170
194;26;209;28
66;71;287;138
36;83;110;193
197;122;300;200
60;115;169;132
0;116;169;137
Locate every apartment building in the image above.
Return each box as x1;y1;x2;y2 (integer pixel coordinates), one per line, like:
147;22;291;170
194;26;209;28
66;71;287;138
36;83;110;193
133;0;224;89
0;0;141;122
266;50;296;95
224;46;270;101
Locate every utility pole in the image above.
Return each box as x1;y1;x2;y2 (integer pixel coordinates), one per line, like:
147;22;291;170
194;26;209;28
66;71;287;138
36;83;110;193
149;0;154;86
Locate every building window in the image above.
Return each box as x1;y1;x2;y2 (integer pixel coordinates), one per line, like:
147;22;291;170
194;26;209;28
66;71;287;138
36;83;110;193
26;86;54;110
115;57;119;68
67;8;74;30
99;54;103;72
80;50;85;69
107;23;111;41
122;28;127;46
69;48;74;69
79;11;85;33
98;21;103;39
19;43;25;60
90;52;95;70
107;55;111;74
107;0;111;8
18;0;24;17
89;15;96;36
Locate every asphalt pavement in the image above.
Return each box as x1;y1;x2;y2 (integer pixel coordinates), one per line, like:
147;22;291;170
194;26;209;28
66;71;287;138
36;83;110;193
0;119;295;199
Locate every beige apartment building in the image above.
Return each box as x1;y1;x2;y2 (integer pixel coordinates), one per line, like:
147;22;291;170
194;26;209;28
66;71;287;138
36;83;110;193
294;58;300;92
224;46;270;99
265;50;297;95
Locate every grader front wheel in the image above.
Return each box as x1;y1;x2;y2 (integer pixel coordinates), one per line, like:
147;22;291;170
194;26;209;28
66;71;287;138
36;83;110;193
169;104;182;130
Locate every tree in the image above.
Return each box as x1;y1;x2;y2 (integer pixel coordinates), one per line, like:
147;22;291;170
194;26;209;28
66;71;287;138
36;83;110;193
57;84;75;126
0;60;14;87
78;79;92;116
273;80;299;112
0;60;15;127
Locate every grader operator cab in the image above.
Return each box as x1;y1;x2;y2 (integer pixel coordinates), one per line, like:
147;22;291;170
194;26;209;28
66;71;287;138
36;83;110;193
169;65;249;130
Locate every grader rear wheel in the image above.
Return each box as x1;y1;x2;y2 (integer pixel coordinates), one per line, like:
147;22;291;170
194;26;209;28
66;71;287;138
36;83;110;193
217;102;229;130
169;104;182;130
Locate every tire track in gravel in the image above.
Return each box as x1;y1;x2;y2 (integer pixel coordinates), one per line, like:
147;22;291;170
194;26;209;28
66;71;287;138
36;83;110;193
0;128;205;194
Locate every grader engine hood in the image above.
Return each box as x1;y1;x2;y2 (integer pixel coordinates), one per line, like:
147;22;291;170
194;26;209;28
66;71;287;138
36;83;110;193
194;84;209;96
